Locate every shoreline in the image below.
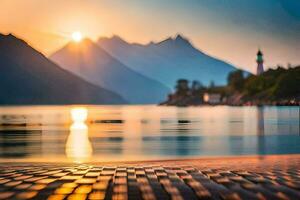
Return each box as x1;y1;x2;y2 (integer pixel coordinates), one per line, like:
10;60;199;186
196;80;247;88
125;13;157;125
159;102;300;107
1;154;299;165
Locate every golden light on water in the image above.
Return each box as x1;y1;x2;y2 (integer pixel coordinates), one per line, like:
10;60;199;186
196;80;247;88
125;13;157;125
71;107;88;121
66;107;92;163
71;31;83;42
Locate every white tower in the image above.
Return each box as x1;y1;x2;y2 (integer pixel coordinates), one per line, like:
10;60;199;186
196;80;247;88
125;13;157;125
256;50;264;75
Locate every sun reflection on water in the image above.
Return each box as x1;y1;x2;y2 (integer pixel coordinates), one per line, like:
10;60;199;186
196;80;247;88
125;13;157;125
66;107;92;163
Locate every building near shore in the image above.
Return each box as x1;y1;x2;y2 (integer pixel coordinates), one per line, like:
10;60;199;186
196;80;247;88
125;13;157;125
203;93;221;104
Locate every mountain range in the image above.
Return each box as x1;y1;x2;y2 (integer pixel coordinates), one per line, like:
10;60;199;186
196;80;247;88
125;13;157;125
50;39;170;104
0;34;126;105
97;34;240;88
1;33;244;105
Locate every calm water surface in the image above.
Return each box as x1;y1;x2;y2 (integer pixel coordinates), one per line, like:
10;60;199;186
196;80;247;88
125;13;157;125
0;105;299;162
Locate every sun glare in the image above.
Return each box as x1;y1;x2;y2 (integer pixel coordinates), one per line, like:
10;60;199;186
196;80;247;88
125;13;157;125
71;107;87;122
71;31;82;42
66;107;92;163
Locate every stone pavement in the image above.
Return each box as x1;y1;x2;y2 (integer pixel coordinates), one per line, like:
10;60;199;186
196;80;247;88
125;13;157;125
0;155;299;200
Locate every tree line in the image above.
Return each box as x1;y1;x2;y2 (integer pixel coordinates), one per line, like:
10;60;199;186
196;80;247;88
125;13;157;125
161;65;300;106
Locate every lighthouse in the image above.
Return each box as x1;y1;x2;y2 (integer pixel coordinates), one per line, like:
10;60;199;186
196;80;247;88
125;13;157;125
256;50;264;75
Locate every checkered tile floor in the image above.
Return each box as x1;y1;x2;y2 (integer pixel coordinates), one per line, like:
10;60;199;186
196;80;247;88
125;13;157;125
0;160;299;200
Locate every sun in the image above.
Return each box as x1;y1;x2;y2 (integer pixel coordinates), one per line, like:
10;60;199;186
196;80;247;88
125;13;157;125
71;31;82;42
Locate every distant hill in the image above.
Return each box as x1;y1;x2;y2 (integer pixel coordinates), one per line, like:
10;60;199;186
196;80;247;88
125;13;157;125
50;39;170;104
0;33;126;105
97;34;244;88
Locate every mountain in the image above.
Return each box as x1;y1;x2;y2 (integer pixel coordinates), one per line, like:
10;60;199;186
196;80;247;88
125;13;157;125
50;39;170;104
0;33;126;105
97;34;243;88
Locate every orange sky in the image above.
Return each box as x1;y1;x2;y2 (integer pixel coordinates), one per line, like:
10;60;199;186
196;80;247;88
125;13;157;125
1;0;299;73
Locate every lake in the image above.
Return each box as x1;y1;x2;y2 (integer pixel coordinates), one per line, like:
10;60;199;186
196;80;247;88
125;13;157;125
0;105;299;163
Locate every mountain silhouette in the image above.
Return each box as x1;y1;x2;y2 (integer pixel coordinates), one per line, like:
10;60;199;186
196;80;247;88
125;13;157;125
0;33;126;105
98;34;243;88
50;38;170;104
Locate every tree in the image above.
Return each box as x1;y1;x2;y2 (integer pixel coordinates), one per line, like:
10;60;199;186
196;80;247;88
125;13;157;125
272;71;300;99
243;66;300;100
175;79;190;96
191;80;202;91
227;70;244;92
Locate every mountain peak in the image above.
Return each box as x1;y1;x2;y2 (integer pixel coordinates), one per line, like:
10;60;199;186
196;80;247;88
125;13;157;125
74;37;94;44
155;34;192;47
173;34;191;45
0;33;28;46
65;37;97;50
111;35;124;41
79;38;95;46
98;35;128;46
174;34;186;41
0;33;47;59
0;33;15;39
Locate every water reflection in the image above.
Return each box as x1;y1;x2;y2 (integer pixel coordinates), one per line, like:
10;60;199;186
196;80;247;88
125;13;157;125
257;107;266;156
257;107;265;136
65;107;93;163
0;130;42;157
0;106;299;162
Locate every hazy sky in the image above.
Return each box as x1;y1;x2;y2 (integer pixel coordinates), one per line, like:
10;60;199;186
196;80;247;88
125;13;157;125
0;0;299;73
